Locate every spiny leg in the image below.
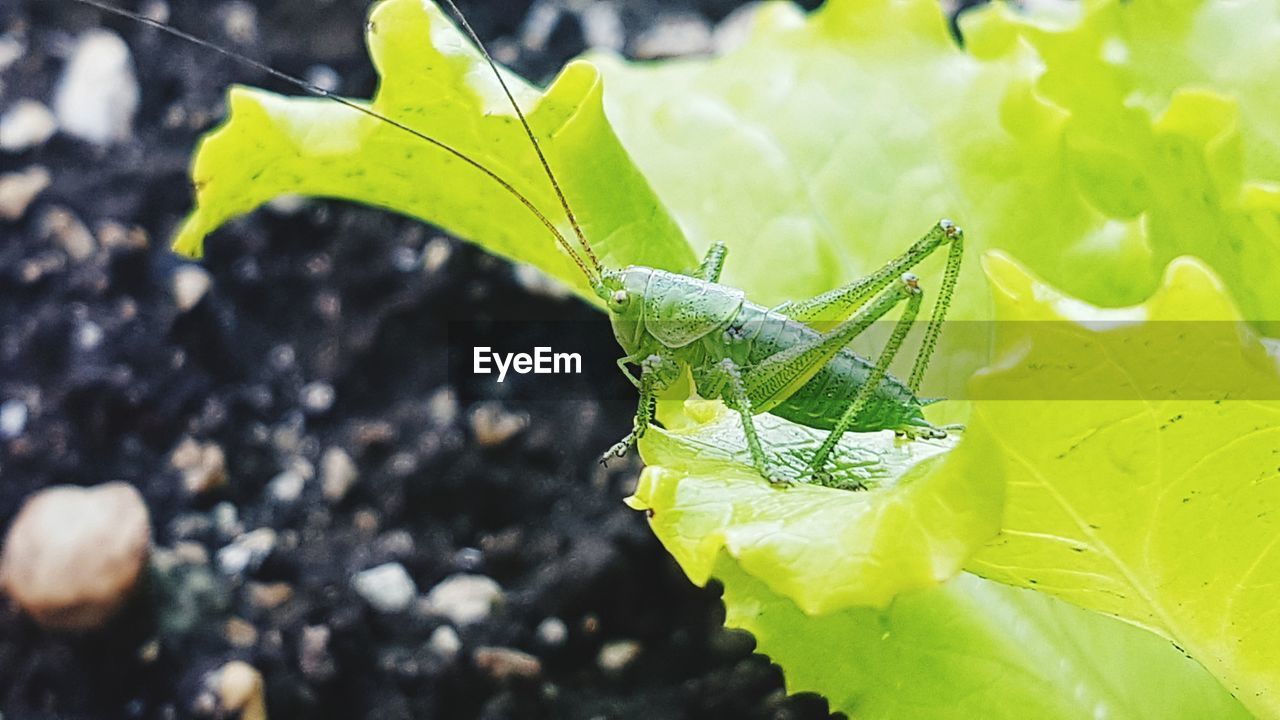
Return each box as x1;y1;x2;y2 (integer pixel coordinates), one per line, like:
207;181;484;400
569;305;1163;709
695;242;728;282
908;221;963;392
776;220;956;327
711;358;785;485
741;271;926;416
602;353;680;463
808;275;925;482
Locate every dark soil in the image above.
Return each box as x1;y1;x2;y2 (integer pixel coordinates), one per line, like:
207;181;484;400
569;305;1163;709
0;0;849;718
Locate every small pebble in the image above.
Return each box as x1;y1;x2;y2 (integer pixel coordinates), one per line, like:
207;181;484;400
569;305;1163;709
169;436;227;496
320;447;359;502
54;30;139;145
428;625;462;661
300;381;335;414
0;100;58;152
172;265;212;312
223;616;258;648
299;624;337;682
96;220;149;251
216;528;276;577
474;646;542;682
0;399;28;439
220;1;259;44
452;546;483;571
0;482;151;630
469;402;529;447
597;639;642;674
421;237;451;272
521;1;562;51
426;387;458;427
268;344;296;370
247;581;293;609
38;206;97;262
75;321;104;351
580;1;625;51
535;617;568;647
353;562;417;613
201;661;266;720
267;469;306;504
513;264;571;299
305;64;341;93
212;502;242;538
0;36;23;72
632;14;713;58
139;0;170;23
420;574;503;626
0;165;51;220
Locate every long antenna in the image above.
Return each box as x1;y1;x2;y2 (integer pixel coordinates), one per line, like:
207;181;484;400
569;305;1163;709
436;0;602;274
68;0;600;284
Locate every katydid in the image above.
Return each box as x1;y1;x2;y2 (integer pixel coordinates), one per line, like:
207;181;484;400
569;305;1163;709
72;0;963;488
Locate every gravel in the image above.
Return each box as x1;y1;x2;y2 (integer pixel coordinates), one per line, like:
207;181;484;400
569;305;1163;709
53;30;140;145
0;0;846;717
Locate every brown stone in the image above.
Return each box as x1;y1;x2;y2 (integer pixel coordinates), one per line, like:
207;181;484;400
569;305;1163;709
0;482;151;630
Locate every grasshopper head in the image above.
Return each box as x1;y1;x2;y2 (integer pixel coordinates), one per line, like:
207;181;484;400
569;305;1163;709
597;267;651;356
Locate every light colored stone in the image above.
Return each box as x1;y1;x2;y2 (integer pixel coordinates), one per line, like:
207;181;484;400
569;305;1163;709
0;166;51;221
224;616;258;647
421;236;451;272
220;1;259;44
300;381;334;414
96;221;149;251
578;0;624;51
633;14;713;59
299;624;336;681
426;387;458;427
0;36;24;72
305;65;340;93
473;646;541;682
320;447;358;502
0;399;27;439
428;625;462;660
211;661;267;720
0;100;58;152
536;617;568;647
247;581;293;609
267;469;305;504
54;30;139;145
353;563;417;613
513;263;571;299
169;436;227;495
0;482;151;630
597;639;642;674
216;528;277;577
172;266;212;312
76;321;104;351
520;1;562;52
468;402;528;447
39;206;96;261
421;573;503;626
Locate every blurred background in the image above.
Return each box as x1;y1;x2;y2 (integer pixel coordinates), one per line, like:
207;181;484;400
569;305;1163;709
0;1;972;717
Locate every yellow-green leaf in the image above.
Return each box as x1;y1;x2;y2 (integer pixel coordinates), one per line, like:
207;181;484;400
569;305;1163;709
174;0;695;300
966;252;1280;719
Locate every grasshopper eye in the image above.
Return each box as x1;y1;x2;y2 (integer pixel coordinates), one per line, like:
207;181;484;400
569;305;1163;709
611;290;629;307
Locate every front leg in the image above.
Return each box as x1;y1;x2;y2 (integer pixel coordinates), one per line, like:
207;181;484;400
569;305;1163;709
710;358;790;487
602;353;680;464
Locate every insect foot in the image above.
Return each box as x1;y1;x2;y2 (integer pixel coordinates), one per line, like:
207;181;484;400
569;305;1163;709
764;472;794;489
599;435;635;466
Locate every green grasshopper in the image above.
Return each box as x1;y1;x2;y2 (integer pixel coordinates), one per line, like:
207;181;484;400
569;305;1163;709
76;0;963;487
